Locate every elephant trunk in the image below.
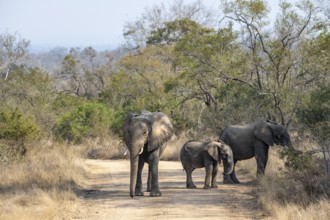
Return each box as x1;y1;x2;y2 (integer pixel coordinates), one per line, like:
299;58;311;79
129;150;139;198
222;148;234;175
223;158;234;175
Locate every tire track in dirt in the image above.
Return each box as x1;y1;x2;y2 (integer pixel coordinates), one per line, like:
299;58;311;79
69;159;263;220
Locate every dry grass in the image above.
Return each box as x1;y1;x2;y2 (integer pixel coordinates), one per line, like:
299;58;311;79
249;147;330;220
80;135;128;160
0;140;84;220
231;143;330;219
261;197;330;220
161;134;189;161
0;190;76;220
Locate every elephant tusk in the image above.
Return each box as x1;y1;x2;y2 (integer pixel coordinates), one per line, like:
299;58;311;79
124;149;129;156
139;147;144;155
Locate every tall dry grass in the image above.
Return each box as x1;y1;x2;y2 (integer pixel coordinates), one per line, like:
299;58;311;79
232;142;330;219
0;140;84;220
79;135;128;160
161;134;189;161
245;147;330;220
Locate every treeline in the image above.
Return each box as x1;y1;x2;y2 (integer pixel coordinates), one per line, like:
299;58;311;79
0;0;329;188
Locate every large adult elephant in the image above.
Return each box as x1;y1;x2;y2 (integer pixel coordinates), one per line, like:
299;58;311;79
219;120;291;184
123;110;174;198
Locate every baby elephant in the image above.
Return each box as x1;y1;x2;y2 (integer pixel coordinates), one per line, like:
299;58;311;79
180;140;234;189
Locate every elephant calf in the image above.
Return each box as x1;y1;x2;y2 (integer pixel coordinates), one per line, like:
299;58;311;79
180;140;234;189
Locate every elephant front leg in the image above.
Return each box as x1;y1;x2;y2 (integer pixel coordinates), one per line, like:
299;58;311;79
146;166;151;192
148;151;161;197
255;146;269;177
135;157;145;196
211;161;218;188
229;171;240;184
204;163;213;189
223;160;240;184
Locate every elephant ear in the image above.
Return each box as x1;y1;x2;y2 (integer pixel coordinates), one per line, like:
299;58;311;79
207;142;219;161
123;112;138;146
254;121;274;146
147;112;174;152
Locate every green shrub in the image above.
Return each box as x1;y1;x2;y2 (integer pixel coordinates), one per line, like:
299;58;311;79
52;94;86;114
0;108;40;141
54;102;114;143
0;108;40;158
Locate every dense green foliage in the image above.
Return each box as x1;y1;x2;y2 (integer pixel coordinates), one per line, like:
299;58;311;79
299;86;330;144
54;102;114;143
0;108;40;158
0;108;39;141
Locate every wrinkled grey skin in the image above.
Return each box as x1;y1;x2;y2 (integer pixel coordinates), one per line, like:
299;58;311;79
219;121;291;184
123;110;173;198
180;140;234;189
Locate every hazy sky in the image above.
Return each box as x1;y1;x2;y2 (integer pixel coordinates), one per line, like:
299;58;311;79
0;0;279;52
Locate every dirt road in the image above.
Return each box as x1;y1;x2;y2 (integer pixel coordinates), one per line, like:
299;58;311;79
70;159;263;220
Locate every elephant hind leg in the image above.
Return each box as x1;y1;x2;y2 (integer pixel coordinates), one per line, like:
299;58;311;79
185;167;196;188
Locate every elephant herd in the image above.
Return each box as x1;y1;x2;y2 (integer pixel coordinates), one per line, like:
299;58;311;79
123;110;292;198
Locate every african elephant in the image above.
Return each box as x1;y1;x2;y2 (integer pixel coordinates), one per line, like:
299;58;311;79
123;110;174;197
180;140;234;189
219;120;291;184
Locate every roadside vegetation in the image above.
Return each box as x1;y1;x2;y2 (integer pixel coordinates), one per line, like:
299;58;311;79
0;0;329;219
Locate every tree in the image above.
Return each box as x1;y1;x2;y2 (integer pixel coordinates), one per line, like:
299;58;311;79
0;66;57;135
0;32;30;80
217;0;326;126
123;0;220;50
102;45;175;111
57;47;113;99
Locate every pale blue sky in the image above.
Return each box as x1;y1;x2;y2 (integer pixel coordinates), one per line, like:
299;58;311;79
1;0;173;51
0;0;280;52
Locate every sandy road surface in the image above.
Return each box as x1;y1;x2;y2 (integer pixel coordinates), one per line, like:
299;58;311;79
69;159;263;220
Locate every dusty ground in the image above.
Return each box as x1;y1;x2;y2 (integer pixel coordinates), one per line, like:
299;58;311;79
68;159;264;220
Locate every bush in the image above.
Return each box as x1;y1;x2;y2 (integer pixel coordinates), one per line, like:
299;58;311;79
54;102;114;143
0;108;40;158
0;108;40;141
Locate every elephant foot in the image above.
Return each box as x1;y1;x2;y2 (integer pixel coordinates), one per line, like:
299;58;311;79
150;190;161;197
203;185;211;189
230;174;240;184
186;183;197;189
223;176;234;184
223;178;235;184
232;179;240;184
135;191;144;196
211;184;218;188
